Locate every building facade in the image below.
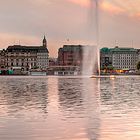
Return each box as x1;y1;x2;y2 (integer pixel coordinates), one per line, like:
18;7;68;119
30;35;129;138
100;47;113;69
49;58;58;66
58;45;83;67
137;49;140;62
0;50;6;69
111;47;138;70
100;46;139;70
37;36;49;69
4;36;49;71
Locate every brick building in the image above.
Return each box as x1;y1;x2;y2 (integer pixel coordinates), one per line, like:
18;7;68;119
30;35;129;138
58;45;83;67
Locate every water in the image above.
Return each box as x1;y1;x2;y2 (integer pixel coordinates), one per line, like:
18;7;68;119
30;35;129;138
0;76;140;140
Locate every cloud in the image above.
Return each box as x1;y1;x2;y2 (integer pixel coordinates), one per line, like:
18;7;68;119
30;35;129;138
0;0;140;57
68;0;140;17
67;0;89;7
101;1;125;15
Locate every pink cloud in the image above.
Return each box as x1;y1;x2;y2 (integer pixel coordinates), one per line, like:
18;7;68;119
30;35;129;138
101;1;125;15
67;0;140;17
67;0;90;7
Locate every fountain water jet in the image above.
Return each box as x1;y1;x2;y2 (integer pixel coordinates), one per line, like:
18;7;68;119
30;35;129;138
82;0;100;76
82;45;98;76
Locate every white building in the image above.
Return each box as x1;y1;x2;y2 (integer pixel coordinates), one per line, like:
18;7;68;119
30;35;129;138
37;49;49;70
111;47;138;70
5;36;49;71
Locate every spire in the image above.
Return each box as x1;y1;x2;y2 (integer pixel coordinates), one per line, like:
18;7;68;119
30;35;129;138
43;35;47;47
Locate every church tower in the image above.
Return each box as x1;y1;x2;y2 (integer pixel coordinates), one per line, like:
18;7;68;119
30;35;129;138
43;35;47;47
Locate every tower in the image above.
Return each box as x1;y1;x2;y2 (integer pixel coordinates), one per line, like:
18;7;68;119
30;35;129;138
43;35;47;47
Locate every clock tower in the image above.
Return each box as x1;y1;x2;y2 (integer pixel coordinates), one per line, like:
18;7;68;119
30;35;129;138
43;35;47;47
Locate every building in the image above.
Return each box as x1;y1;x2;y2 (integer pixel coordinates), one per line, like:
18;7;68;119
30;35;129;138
100;46;139;70
53;45;84;75
100;47;113;69
49;58;58;66
47;66;80;75
111;47;138;70
137;49;140;61
0;49;6;69
58;45;83;67
5;36;49;71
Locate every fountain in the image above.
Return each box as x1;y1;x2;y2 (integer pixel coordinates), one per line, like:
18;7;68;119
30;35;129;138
82;0;100;77
82;45;98;76
82;0;115;78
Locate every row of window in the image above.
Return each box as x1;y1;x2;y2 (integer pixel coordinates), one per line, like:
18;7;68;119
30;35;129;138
7;58;36;61
115;66;135;69
37;57;48;59
8;62;36;67
113;60;137;63
6;58;49;62
113;63;135;66
8;63;49;67
113;56;137;59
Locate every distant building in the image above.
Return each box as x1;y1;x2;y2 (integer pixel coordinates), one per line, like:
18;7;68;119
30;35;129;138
100;47;113;69
5;36;49;71
0;49;6;69
48;66;80;75
137;49;140;62
58;45;83;67
100;46;138;70
111;46;138;70
49;58;58;66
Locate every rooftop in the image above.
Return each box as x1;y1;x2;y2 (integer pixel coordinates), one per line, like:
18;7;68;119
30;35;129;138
59;45;83;52
7;45;49;53
101;46;137;53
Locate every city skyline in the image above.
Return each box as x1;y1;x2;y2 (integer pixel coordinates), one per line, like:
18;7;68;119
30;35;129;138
0;0;140;57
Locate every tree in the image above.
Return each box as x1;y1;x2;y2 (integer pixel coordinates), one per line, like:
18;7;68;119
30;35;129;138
107;65;114;70
137;61;140;70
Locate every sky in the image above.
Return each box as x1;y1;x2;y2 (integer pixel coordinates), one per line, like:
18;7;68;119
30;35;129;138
0;0;140;57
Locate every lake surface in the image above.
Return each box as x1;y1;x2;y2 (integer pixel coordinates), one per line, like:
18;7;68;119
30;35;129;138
0;76;140;140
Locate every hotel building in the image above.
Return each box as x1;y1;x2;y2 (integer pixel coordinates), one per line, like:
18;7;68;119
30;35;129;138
100;46;139;70
3;36;49;71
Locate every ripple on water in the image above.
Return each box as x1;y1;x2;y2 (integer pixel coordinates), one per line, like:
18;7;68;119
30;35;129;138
0;76;140;140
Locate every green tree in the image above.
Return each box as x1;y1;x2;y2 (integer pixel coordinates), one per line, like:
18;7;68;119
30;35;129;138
107;65;114;70
137;61;140;70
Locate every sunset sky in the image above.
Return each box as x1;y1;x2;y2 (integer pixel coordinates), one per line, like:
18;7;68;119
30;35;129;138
0;0;140;57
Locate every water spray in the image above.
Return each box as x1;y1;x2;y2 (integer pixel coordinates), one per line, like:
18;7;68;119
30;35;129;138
82;0;100;76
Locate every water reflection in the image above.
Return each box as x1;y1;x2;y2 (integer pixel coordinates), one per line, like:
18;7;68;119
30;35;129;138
0;76;140;140
99;76;140;140
100;77;140;111
58;78;84;114
82;78;101;140
0;77;49;118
